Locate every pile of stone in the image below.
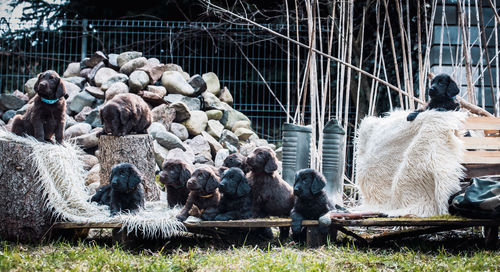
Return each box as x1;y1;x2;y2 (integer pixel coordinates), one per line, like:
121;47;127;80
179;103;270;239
0;51;280;188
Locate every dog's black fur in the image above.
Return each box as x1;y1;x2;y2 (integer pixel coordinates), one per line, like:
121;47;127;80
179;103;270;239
215;167;252;221
407;73;460;121
176;166;220;222
290;168;337;241
11;70;68;143
159;159;192;207
90;163;145;216
218;153;249;176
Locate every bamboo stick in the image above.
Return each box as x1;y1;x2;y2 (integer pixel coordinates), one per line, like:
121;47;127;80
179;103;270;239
417;0;425;103
285;0;291;123
394;0;414;109
457;0;476;104
478;0;497;115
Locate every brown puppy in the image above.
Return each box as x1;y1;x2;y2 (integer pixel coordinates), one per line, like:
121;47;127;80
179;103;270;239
218;153;249;176
12;70;68;143
99;93;152;136
176;165;220;222
159;159;193;207
247;146;294;239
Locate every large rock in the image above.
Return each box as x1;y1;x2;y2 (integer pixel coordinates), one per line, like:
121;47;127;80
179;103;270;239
231;120;251;132
120;57;147;75
220;109;251;130
201;131;223;156
2;110;16;122
202;72;221;95
139;91;164;107
170;101;191;122
206;119;224;139
166;147;195;164
82;51;108;68
63;62;81;78
81;154;99;171
169;122;189;141
219;129;239;153
117;51;142;67
85;164;101;186
85;86;105;99
147;58;160;65
85;108;102;128
206;109;223;120
15;104;29;115
164;94;200;111
138;63;169;84
93;67;118;87
161;71;195;96
218;86;234;105
185;135;212;160
74;129;101;149
74;106;93;122
24;78;38;99
68;91;96;114
201;91;224;111
128;70;149;93
101;73;128;91
214;149;230;167
88;62;106;84
63;81;82;103
12;90;29;102
188;74;207;96
147;122;167;139
155;131;185;151
63;76;86;89
182;110;208;136
108;54;119;69
240;142;257;157
164;63;184;73
147;85;167;98
153;140;169;167
0;94;26;111
65;115;77;129
79;68;92;80
151;104;176;131
64;122;92;139
105;82;129;102
234;127;255;141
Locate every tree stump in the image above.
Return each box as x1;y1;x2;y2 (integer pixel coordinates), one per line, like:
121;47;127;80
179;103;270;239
97;134;160;201
0;139;53;242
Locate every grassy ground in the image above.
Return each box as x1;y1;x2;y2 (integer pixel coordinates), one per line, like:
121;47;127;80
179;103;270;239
1;230;498;272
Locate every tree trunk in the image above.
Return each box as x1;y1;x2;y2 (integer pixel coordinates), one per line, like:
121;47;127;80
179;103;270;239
97;135;160;201
0;139;53;242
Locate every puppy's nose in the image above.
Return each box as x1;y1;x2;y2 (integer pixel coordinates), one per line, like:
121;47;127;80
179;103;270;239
293;188;300;195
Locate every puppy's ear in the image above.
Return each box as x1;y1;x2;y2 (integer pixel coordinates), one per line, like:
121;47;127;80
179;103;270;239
120;108;132;125
34;73;42;94
204;173;219;193
311;172;327;194
179;165;191;185
56;78;67;99
446;78;460;98
236;176;251;197
127;166;142;190
264;156;278;173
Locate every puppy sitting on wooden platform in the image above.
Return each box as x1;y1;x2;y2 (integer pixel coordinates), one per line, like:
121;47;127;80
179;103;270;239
407;73;460;121
99;93;152;136
91;163;145;216
159;159;192;207
11;70;68;144
215;167;252;221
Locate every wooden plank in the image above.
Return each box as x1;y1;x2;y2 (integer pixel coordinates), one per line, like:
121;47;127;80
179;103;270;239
330;218;500;227
463;163;500;178
53;222;123;229
369;226;459;244
183;219;318;228
459;137;500;149
463;151;500;164
464;117;500;130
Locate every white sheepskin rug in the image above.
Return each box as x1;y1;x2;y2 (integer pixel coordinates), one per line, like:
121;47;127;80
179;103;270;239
0;129;187;239
354;110;467;217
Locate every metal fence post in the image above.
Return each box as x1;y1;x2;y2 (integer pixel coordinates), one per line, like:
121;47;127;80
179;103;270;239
81;19;88;60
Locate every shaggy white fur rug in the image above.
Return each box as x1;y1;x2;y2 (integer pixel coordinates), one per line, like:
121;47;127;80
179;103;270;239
0;129;186;238
354;110;467;217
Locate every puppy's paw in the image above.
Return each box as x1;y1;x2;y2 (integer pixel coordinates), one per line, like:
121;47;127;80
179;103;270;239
176;214;188;222
406;112;418;121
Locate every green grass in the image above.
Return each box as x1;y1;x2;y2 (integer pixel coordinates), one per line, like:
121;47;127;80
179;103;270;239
0;237;498;272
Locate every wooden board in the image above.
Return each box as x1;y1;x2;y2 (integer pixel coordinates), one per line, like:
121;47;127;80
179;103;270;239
459;137;500;149
463;151;500;164
464;117;500;130
463;163;500;178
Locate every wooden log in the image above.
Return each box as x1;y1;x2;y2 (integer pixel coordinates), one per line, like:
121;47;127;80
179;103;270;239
97;134;160;201
0;139;53;242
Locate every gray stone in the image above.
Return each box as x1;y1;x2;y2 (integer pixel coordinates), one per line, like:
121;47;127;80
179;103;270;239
147;58;160;65
166;147;195;164
85;86;105;99
12;90;28;103
202;72;221;95
201;131;223;156
1;110;16;122
120;57;147;75
117;51;142;67
147;85;167;97
105;82;129;102
179;96;201;111
65;115;77;129
240;143;257;157
153;140;169;167
63;63;81;78
147;122;167;139
139;91;163;106
68;91;96;114
218;86;234;105
275;147;283;161
170;101;191;122
108;54;119;69
128;70;149;92
0;94;26;111
169;122;189;141
194;155;214;166
188;74;207;96
220;109;251;130
206;119;224;139
93;67;118;87
161;71;195;96
85;164;101;186
82;51;108;68
16;104;29;115
79;68;92;80
155;130;185;151
74;129;101;149
0;119;4;127
85;108;102;128
201;91;224;110
214;149;230;167
63;76;86;88
138;63;168;84
101;73;129;91
219;129;240;151
63;81;82;104
64;122;92;139
234;127;255;141
151;104;176;131
182;110;208;136
206;110;223;120
164;63;184;73
185;135;212;160
231;120;251;132
88;62;106;84
80;57;90;69
24;78;38;99
74;106;93;122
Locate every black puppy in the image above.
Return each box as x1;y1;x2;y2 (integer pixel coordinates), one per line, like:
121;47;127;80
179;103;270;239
407;73;460;121
91;163;145;216
215;167;252;221
291;168;346;241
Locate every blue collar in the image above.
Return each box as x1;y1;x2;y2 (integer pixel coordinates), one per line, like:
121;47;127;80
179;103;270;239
451;96;456;99
41;97;60;104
